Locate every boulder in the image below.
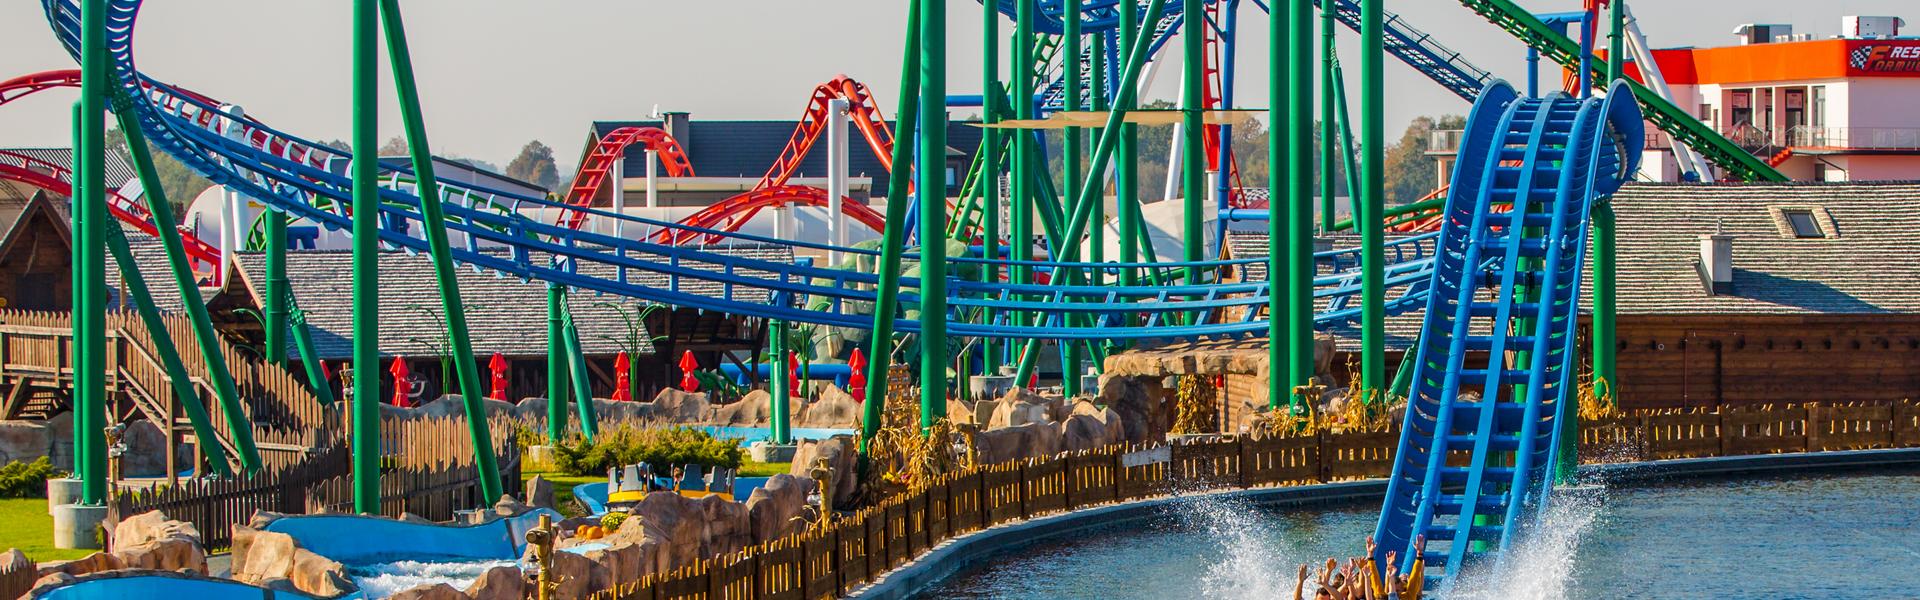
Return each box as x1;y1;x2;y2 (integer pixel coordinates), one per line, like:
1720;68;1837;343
1059;413;1121;452
0;549;30;578
696;494;752;557
648;389;712;424
593;398;649;423
789;436;857;509
0;420;51;463
548;546;611;599
1097;376;1167;444
974;422;1063;465
581;542;645;587
110;510;201;550
288;549;355;598
120;419;182;477
513;397;551;421
26;572;75;597
526;476;556;511
45;411;73;473
744;474;815;543
390;583;469;600
36;552;119;578
464;564;529;600
986;398;1052;429
712;390;773;426
230;526;351;598
797;385;861;429
944;398;976;425
416;395;519;420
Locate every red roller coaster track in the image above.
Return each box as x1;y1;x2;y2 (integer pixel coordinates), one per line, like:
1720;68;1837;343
655;76;902;245
0;150;222;277
557;126;694;230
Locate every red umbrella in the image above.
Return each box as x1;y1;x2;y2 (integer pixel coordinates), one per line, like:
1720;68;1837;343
678;350;701;392
389;359;413;408
787;350;801;392
612;351;632;401
488;353;509;401
847;347;867;403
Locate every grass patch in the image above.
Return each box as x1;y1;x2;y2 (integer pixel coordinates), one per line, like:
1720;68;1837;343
522;470;599;518
0;498;95;563
739;461;790;478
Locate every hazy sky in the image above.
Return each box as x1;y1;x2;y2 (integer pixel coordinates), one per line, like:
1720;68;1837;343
1;1;1909;173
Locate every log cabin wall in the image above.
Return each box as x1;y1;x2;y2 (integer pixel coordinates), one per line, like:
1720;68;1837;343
1614;315;1920;409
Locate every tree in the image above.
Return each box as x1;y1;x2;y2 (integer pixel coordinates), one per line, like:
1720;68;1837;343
1380;114;1466;206
104;126;212;220
378;135;409;157
505;140;560;191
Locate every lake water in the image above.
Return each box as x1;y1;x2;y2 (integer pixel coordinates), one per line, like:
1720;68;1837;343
917;467;1920;599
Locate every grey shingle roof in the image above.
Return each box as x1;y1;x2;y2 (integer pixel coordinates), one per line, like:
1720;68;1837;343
1;147;136;190
588;120;983;196
1604;182;1920;315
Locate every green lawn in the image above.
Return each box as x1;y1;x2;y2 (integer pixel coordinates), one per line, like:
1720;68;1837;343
0;498;95;563
739;461;790;477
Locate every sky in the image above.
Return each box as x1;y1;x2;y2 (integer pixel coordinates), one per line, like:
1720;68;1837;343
1;1;1912;174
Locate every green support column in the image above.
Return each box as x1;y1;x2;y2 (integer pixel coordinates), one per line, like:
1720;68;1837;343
73;0;107;501
1061;0;1083;398
263;209;288;364
545;284;567;443
1286;0;1315;405
1268;0;1292;410
769;320;791;445
350;0;382;514
1358;0;1385;394
287;301;335;405
1117;0;1141;289
559;309;598;442
378;0;502;503
1318;0;1336;234
1089;33;1107;286
1011;0;1033;341
980;0;1001;376
1180;0;1206;288
108;95;263;474
860;1;921;451
918;0;949;429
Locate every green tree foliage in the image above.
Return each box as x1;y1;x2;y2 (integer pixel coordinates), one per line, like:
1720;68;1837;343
505;140;561;191
551;425;744;476
0;457;61;498
1381;114;1466;206
104;127;212;220
378;135;409;157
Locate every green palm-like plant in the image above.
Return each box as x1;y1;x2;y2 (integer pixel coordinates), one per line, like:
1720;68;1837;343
594;301;670;401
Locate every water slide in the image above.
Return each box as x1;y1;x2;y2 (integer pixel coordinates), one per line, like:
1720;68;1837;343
39;0;1447;343
1372;79;1643;588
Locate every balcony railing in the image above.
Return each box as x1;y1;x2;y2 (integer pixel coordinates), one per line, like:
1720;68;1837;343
1783;126;1920;151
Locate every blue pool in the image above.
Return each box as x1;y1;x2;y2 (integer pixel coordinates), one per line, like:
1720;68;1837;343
696;426;853;444
916;467;1920;599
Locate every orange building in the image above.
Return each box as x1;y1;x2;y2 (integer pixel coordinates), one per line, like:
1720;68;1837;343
1625;18;1920;181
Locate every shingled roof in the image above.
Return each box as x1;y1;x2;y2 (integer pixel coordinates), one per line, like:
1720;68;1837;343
119;234;795;360
1604;182;1920;315
588;119;983;197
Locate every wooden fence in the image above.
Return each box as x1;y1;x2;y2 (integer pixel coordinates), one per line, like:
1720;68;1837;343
0;551;36;600
588;398;1920;600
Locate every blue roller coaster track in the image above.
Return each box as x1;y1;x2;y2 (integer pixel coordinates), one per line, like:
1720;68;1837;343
1371;79;1642;589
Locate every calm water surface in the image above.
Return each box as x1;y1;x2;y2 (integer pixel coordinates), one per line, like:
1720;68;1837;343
918;468;1920;599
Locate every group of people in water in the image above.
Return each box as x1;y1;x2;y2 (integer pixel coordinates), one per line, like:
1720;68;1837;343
1292;536;1426;600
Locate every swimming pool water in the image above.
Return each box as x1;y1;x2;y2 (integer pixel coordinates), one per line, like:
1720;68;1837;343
917;467;1920;599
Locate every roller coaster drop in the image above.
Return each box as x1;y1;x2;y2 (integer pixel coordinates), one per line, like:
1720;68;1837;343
40;0;1690;590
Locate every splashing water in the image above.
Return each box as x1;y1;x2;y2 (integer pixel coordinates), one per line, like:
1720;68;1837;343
347;558;521;599
1443;481;1609;600
1167;491;1303;600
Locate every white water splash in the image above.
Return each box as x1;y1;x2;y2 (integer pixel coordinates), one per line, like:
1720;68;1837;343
1443;482;1607;600
347;558;521;599
1168;491;1303;600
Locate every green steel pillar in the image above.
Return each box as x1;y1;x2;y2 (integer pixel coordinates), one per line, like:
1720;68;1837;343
1318;0;1336;234
350;0;382;514
379;0;502;503
1089;33;1107;286
1180;0;1206;287
73;0;107;502
1358;0;1386;394
545;284;567;443
1011;0;1034;332
1286;0;1315;405
1117;0;1141;289
264;209;288;365
1268;0;1289;410
1061;0;1083;398
108;93;263;474
103;218;233;476
918;0;949;429
860;1;921;452
769;321;791;445
559;310;598;442
980;0;1001;376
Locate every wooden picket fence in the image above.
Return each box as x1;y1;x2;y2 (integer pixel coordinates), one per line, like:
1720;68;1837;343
0;550;37;600
587;398;1920;600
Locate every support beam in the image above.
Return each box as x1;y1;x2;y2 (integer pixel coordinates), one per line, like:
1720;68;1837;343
1117;0;1141;290
860;1;921;452
546;284;567;443
107;92;263;474
1061;0;1084;399
350;0;382;513
264;208;288;364
1270;0;1292;410
1359;0;1385;393
74;0;110;504
378;0;502;503
918;0;949;428
1287;0;1315;407
1181;0;1206;288
1319;0;1337;233
980;0;1002;376
827;98;850;265
770;320;791;445
644;149;659;209
560;308;598;442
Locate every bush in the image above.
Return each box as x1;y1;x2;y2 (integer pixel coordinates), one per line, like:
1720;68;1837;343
0;457;61;498
552;426;743;476
600;512;628;531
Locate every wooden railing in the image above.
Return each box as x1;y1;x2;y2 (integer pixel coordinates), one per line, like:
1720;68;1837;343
589;398;1920;599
